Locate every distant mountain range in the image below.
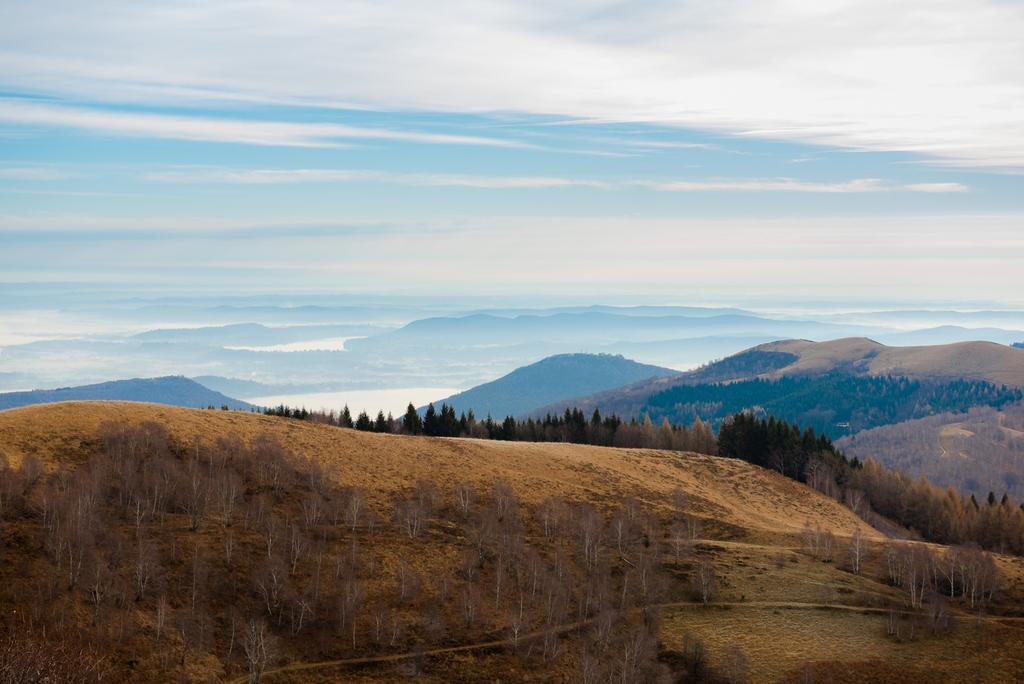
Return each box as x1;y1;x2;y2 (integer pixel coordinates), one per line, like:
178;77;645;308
424;353;678;419
134;322;383;347
531;337;1024;423
0;376;254;411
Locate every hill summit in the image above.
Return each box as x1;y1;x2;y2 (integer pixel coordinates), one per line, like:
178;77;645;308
425;353;677;418
0;376;254;411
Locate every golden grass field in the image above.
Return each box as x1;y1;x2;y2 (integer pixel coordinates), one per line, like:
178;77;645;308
760;337;1024;388
2;401;1023;682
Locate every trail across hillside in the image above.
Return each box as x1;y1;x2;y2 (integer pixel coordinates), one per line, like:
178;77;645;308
232;599;1021;683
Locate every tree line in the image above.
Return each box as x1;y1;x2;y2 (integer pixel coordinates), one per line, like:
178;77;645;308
718;412;1024;555
263;403;718;454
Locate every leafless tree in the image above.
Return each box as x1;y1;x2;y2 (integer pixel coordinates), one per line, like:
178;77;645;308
455;481;474;519
668;521;693;565
288;523;309;575
536;496;565;543
847;528;865;574
343;487;364;533
242;617;275;683
692;557;717;605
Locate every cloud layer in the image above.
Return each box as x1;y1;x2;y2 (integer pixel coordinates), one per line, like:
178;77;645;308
142;167;968;193
2;1;1023;167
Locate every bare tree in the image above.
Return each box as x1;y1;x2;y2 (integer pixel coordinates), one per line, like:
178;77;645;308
344;487;364;533
847;528;865;574
288;523;309;575
692;557;717;605
242;617;275;683
455;481;474;519
668;521;692;565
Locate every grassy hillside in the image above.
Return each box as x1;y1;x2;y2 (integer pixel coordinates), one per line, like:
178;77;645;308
758;338;1024;387
535;337;1024;421
426;353;678;419
0;402;870;539
0;403;1021;683
0;376;255;411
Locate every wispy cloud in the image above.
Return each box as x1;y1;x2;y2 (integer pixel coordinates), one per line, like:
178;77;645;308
643;178;969;193
0;100;530;149
0;165;71;181
142;167;967;194
144;167;608;189
902;182;970;193
1;2;1022;167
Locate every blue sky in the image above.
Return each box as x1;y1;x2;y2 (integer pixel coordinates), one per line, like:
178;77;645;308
1;1;1022;304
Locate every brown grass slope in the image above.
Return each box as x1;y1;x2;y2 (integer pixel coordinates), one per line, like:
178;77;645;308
0;401;876;542
759;337;1024;387
3;402;1024;683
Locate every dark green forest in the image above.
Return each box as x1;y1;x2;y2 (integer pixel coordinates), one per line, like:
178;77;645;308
641;372;1023;438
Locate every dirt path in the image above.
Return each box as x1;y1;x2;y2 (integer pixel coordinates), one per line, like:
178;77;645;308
229;599;1022;682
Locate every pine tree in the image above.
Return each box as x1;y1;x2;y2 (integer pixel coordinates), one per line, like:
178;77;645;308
423;404;439;437
403;403;422;435
339;405;353;429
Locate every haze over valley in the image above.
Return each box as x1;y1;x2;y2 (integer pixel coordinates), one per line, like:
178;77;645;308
2;2;1024;682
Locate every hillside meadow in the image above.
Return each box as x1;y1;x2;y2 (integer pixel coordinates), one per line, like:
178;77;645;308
0;402;1021;682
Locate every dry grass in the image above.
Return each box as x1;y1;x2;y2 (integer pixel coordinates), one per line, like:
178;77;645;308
762;338;1024;387
0;401;879;541
661;604;1024;683
3;401;1024;682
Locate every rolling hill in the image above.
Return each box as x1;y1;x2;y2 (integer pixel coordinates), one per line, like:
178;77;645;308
535;338;1024;421
0;376;255;411
0;402;1021;682
425;353;678;418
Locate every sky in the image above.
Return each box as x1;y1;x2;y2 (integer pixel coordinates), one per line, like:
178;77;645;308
1;0;1023;304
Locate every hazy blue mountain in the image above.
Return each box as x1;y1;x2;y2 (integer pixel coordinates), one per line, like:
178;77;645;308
874;325;1024;346
0;376;255;411
424;353;679;419
465;305;754;318
134;322;384;346
349;312;888;352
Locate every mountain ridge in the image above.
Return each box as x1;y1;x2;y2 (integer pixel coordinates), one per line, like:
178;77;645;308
532;337;1024;420
0;376;255;411
424;352;678;418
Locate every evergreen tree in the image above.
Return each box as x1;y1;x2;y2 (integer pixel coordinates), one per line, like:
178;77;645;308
423;403;439;437
339;405;353;429
403;403;422;435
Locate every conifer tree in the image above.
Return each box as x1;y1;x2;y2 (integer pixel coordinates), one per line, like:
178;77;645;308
403;403;422;435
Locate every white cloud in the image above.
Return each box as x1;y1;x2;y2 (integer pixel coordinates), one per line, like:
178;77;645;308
0;166;70;180
143;167;607;189
0;100;529;149
1;1;1022;167
646;178;888;193
646;178;969;193
142;167;964;193
902;182;970;193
